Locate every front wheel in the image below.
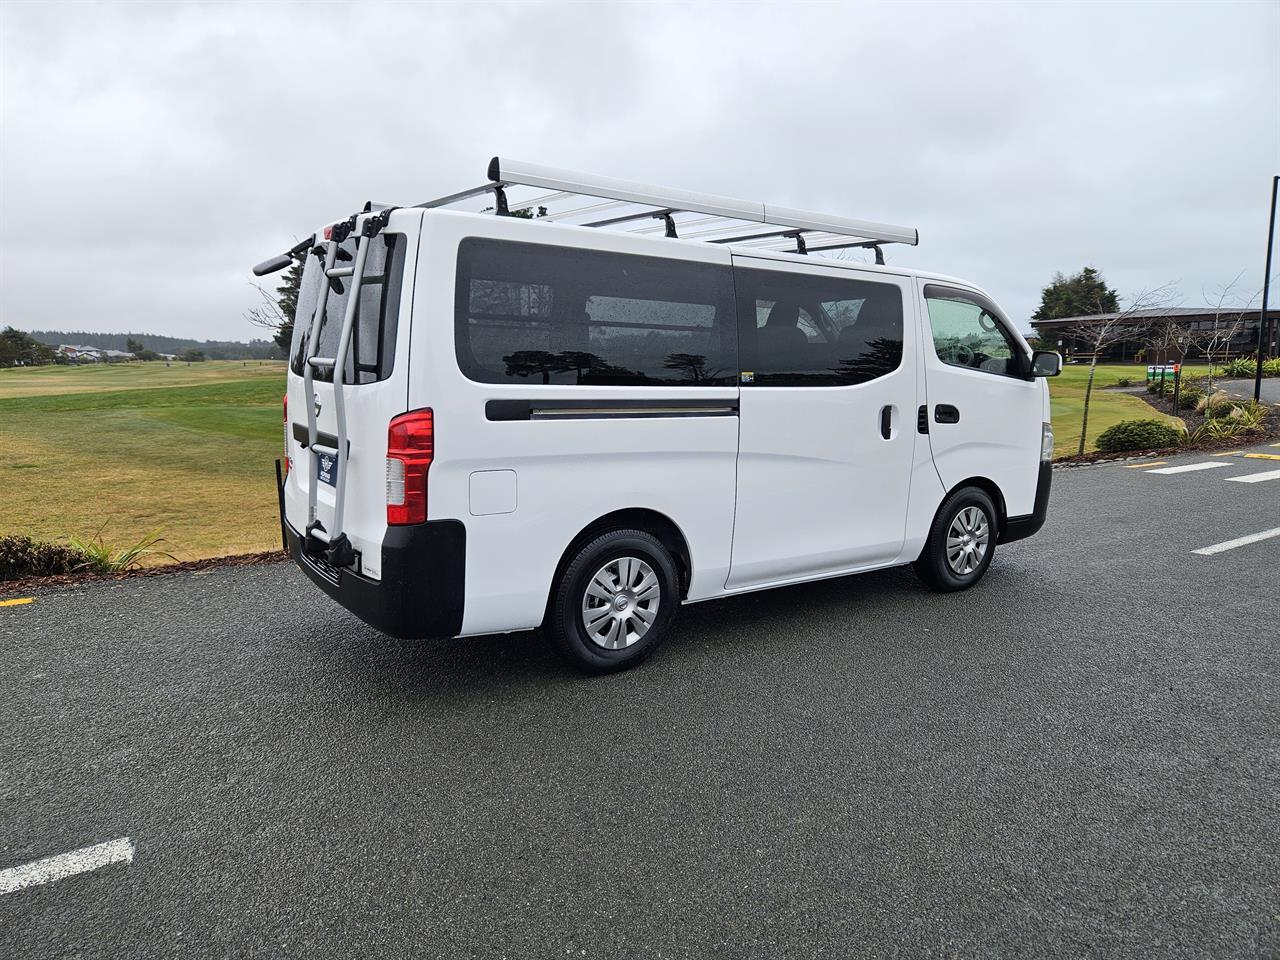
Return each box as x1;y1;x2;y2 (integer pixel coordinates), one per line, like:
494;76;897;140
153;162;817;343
913;487;997;592
548;529;679;673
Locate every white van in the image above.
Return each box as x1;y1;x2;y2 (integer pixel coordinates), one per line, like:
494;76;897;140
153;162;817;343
256;159;1061;672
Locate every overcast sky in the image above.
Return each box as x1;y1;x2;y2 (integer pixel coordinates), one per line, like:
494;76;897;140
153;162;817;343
1;1;1276;341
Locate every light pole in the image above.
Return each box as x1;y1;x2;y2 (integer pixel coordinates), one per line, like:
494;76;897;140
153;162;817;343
1254;175;1278;402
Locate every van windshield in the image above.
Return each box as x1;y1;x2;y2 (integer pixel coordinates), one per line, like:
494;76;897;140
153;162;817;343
290;233;405;384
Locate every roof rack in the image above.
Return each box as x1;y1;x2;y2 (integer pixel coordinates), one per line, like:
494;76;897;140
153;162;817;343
407;157;918;259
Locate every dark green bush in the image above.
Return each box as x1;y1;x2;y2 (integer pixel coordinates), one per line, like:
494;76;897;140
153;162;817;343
1116;377;1133;387
0;535;90;581
1173;385;1204;410
1095;419;1185;453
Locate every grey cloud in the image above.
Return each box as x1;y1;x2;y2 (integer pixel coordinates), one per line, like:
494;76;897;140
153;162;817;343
1;0;1276;340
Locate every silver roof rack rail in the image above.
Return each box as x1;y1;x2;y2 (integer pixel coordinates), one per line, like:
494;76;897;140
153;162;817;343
412;157;918;256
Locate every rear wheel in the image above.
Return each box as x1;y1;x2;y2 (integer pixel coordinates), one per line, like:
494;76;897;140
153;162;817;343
548;529;679;673
913;487;997;591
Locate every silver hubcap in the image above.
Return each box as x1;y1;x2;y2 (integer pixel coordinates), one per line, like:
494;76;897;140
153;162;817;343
581;556;660;650
946;506;990;575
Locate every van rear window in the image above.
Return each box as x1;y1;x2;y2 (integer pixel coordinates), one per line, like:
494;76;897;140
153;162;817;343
455;238;736;386
291;234;404;384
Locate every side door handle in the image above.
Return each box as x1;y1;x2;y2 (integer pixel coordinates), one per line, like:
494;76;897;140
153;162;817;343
934;404;960;424
880;405;893;440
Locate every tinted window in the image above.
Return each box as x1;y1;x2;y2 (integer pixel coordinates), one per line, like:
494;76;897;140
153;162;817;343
735;267;904;386
923;285;1023;377
456;238;736;386
291;234;404;384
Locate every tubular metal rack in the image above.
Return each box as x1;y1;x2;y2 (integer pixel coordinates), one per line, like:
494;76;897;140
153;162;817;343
385;156;919;263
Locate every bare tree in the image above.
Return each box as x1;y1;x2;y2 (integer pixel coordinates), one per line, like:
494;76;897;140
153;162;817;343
1061;282;1179;455
1181;273;1261;397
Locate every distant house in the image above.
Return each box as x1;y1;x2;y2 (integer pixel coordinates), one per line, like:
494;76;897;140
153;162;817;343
58;344;103;362
101;349;134;361
1030;308;1273;364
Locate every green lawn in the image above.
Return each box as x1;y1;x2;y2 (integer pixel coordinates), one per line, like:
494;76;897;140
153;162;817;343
0;357;1214;563
1049;363;1208;456
0;361;286;561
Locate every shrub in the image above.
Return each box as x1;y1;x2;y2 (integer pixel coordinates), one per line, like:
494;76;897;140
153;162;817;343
0;535;91;581
1191;418;1248;442
1173;384;1204;410
1224;400;1270;431
66;529;175;572
1198;391;1236;418
1116;377;1133;387
1095;419;1186;453
1265;358;1280;377
1218;358;1256;378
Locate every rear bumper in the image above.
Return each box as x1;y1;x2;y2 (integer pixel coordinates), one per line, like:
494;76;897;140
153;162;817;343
285;519;466;640
1000;462;1052;544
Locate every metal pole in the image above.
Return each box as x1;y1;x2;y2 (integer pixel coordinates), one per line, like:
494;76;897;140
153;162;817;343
1254;175;1278;402
274;458;288;553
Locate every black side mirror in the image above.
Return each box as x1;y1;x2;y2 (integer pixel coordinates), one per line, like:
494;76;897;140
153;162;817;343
1030;351;1063;377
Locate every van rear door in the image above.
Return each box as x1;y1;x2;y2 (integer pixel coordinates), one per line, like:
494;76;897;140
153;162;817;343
282;210;420;580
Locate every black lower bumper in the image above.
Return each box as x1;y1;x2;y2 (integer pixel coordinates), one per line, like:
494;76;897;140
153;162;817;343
1000;462;1052;544
285;519;466;640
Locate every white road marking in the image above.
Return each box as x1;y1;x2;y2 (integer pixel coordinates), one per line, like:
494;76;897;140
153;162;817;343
1192;527;1280;556
1145;461;1232;475
0;838;134;895
1226;469;1280;484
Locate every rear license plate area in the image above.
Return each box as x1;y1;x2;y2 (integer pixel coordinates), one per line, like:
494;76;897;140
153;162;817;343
316;452;338;487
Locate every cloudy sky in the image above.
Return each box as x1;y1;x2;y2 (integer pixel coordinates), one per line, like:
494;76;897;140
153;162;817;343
1;1;1276;341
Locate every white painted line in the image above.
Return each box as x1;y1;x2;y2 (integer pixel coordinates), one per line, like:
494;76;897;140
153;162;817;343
1226;468;1280;484
1192;527;1280;556
0;838;133;895
1145;461;1232;475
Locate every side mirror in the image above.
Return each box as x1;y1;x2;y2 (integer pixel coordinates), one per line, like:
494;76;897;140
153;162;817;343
1030;351;1063;378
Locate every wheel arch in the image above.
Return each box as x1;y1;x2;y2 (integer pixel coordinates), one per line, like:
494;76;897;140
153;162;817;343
943;476;1008;532
546;508;694;620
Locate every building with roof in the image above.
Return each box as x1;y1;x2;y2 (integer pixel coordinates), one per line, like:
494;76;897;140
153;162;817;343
1030;307;1274;364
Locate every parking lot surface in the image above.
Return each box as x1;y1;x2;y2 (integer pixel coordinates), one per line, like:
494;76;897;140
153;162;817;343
3;443;1278;958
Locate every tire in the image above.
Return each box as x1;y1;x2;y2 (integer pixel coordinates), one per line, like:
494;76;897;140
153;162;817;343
548;528;680;673
913;487;998;592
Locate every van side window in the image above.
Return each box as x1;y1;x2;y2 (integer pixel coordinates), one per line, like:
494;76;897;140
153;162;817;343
923;285;1023;377
456;238;736;386
290;234;404;384
735;268;904;386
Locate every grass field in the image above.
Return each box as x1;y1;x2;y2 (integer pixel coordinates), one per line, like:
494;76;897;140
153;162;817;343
0;359;1201;566
1049;363;1204;456
0;361;286;562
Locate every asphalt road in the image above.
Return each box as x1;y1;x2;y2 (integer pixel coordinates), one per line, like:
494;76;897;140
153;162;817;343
3;443;1278;959
1219;378;1280;404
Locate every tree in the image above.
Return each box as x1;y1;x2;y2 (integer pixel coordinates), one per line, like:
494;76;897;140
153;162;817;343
1182;274;1262;396
1062;283;1178;454
179;348;206;363
246;251;305;356
0;327;60;367
1031;267;1120;323
126;335;159;361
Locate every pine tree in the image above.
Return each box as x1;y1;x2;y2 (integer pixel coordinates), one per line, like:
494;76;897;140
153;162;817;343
1031;267;1120;322
273;255;305;353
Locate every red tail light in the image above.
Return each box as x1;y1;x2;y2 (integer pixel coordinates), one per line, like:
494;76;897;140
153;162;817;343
282;393;290;475
386;409;433;525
